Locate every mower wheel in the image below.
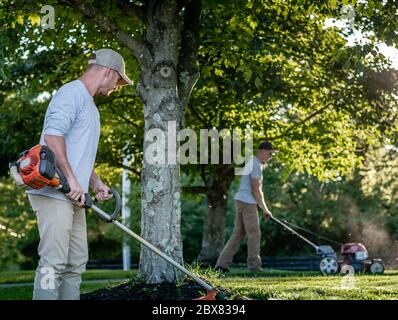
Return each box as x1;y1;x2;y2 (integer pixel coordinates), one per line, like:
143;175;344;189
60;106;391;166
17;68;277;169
369;260;384;275
319;256;338;275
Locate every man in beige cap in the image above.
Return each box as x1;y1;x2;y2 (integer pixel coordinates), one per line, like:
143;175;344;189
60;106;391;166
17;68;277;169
27;48;131;300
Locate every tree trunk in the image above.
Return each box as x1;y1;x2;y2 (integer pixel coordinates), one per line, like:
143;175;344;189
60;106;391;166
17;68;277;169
137;1;183;284
197;165;235;265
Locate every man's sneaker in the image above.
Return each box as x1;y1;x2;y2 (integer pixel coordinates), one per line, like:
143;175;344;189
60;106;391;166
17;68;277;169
248;267;264;273
214;265;230;273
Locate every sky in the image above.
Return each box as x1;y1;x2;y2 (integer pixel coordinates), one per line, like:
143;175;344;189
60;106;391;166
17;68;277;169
324;6;398;70
376;43;398;70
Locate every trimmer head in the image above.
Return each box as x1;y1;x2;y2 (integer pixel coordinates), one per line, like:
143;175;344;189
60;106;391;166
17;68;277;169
193;289;225;300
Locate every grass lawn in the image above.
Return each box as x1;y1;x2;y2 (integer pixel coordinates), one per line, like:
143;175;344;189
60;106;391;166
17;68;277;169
1;268;397;300
212;268;398;300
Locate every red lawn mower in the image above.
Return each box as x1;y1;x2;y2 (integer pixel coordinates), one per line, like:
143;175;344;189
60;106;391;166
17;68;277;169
338;243;384;275
270;215;385;275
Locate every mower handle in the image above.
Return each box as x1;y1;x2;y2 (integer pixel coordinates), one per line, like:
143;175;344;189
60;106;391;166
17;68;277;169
259;208;320;250
269;215;319;250
92;189;121;223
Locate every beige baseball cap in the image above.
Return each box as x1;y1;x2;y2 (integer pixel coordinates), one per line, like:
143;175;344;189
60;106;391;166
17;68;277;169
88;48;133;86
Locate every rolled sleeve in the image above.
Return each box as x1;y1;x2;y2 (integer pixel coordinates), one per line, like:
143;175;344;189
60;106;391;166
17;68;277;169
43;89;80;137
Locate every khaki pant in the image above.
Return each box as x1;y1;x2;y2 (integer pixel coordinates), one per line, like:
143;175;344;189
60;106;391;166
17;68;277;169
216;200;262;270
28;194;88;300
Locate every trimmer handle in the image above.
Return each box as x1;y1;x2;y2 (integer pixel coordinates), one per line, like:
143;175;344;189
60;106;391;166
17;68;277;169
64;189;92;208
93;189;121;222
82;194;92;208
57;170;92;208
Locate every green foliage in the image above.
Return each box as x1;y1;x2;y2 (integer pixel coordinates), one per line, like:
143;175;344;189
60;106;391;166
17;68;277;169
1;0;397;181
186;0;398;181
0;178;37;270
0;0;144;179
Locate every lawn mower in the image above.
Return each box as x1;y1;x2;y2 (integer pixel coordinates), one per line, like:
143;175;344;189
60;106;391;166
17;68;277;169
9;144;223;300
338;243;384;275
268;215;385;275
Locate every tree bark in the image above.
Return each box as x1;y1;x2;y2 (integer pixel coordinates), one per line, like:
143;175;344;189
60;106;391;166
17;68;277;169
136;0;184;284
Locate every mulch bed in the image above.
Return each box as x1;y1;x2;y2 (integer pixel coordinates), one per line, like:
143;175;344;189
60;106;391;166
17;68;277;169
81;278;244;300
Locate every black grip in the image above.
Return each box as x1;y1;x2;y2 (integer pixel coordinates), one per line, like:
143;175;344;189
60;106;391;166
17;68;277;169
66;193;91;208
56;168;70;193
82;193;92;208
60;183;70;194
93;189;121;222
54;168;90;207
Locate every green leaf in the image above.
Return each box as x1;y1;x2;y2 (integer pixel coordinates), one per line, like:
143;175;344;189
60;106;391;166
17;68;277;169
254;77;261;88
356;3;365;12
243;70;252;83
214;69;223;77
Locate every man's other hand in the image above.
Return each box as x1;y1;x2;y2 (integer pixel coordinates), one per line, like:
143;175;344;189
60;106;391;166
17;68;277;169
264;210;273;220
260;206;273;220
93;180;112;201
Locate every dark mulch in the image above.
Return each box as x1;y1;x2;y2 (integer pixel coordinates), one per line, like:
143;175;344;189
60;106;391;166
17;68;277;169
81;278;244;300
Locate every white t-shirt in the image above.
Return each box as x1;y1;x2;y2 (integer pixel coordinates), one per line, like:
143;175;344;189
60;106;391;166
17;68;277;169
234;157;263;204
27;80;100;202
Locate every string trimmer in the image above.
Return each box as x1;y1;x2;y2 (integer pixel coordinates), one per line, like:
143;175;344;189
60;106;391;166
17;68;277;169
9;144;223;300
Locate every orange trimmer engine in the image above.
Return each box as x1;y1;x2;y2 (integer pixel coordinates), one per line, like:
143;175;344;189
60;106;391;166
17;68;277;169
9;144;70;193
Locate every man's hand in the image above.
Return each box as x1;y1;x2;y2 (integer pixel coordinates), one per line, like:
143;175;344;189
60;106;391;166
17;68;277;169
260;206;273;220
263;210;273;220
66;176;86;207
93;180;112;201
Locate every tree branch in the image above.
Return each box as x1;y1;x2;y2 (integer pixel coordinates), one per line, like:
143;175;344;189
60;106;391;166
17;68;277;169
115;0;146;23
117;162;141;177
178;0;201;107
108;104;141;129
60;0;152;68
273;103;333;139
186;101;210;126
